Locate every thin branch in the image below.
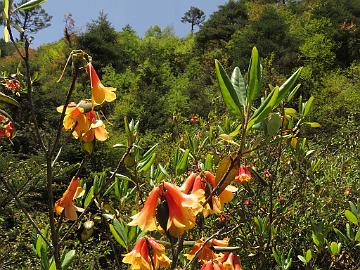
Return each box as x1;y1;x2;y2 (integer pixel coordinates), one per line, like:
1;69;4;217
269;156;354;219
0;176;52;248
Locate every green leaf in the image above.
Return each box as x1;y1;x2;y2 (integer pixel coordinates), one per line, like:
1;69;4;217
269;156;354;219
247;47;261;103
303;96;314;116
248;87;279;130
355;229;360;242
3;26;9;43
175;149;189;176
3;0;9;19
349;201;358;216
231;66;246;107
305;249;312;262
138;152;156;173
84;186;94;208
111;219;128;249
0;92;20;106
266;113;282;137
16;0;47;10
40;246;49;270
287;83;301;102
204;154;213;171
312;231;320;247
330;242;339;254
297;255;306;264
275;67;302;106
61;250;75;270
215;60;242;115
345;210;358;225
305;122;321;128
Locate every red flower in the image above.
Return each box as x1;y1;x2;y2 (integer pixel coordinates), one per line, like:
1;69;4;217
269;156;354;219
234;166;251;184
186;238;229;261
201;261;225;270
0;115;15;139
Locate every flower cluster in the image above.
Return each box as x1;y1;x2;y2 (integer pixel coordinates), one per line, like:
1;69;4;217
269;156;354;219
122;237;171;270
57;63;116;142
181;171;238;217
186;238;229;261
0;114;15;139
128;181;203;237
2;78;21;93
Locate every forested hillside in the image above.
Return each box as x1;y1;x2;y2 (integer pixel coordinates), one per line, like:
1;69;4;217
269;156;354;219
0;0;359;269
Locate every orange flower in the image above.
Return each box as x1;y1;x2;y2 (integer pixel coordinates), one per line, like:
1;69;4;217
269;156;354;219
3;79;21;91
128;186;162;231
234;166;251;184
164;182;203;236
186;238;229;261
201;261;225;270
122;237;171;270
54;177;84;220
128;182;203;237
218;253;243;270
82;120;108;142
86;63;116;106
57;102;109;142
181;171;237;217
0;115;15;139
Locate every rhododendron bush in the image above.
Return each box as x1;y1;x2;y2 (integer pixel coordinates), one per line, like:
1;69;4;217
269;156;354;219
1;1;360;270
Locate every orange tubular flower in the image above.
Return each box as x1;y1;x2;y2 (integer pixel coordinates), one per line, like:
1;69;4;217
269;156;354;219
234;166;252;184
82;120;108;142
201;261;225;270
54;177;84;220
163;182;203;237
128;186;162;231
186;238;229;261
0;115;15;139
86;63;116;106
122;237;171;270
182;171;237;217
129;182;203;237
219;253;243;270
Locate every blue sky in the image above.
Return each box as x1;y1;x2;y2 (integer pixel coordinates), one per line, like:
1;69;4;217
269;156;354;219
32;0;228;47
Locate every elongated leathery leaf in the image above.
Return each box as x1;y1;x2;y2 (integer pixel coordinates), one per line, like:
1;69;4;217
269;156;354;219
247;87;279;130
0;92;20;106
16;0;47;10
215;60;243;116
247;47;261;104
231;67;246;107
275;67;302;107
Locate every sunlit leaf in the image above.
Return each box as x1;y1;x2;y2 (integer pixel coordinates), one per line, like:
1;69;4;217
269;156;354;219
61;250;76;270
0;92;20;106
84;186;94;207
215;60;243;116
3;26;9;43
231;66;246;106
275;67;302;106
248;87;279;130
303;96;314;116
345;210;358;225
16;0;48;11
247;47;261;103
215;154;239;193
